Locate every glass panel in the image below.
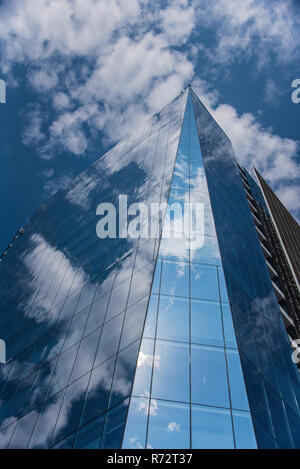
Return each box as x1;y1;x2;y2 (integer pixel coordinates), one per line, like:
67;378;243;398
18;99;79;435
52;433;75;449
80;357;115;427
275;365;299;416
120;296;149;349
70;329;101;383
158;238;189;263
240;356;273;436
151;261;161;294
191;344;229;408
122;397;148;449
147;400;190;449
191;299;223;347
131;338;154;398
74;416;104;449
157;296;189;343
252;416;277;449
222;303;237;349
143;295;158;339
227;349;250;411
84;292;110;336
285;404;300;449
152;341;189;403
232;411;257;449
191;405;234;449
265;383;294;449
0;423;17;449
190;264;219;301
28;392;65;448
190;236;221;266
217;268;229;302
76;283;97;313
100;399;129;449
95;313;124;366
127;263;154;307
105;278;131;322
109;341;140;408
160;261;189;298
62;306;90;351
51;373;90;446
9;410;38;449
47;344;78;397
60;291;81;321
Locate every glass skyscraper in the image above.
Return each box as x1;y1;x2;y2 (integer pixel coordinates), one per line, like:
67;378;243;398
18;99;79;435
0;87;299;449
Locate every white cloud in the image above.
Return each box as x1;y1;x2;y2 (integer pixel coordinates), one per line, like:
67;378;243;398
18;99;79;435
44;174;73;196
167;422;181;432
209;103;299;209
263;78;284;106
137;351;153;369
53;92;72;111
22;107;46;147
65;173;98;209
0;0;194;155
145;74;188;112
0;0;298;218
0;0;141;67
23;234;87;324
189;84;299;215
276;184;300;213
160;0;195;46
28;68;59;92
199;0;299;67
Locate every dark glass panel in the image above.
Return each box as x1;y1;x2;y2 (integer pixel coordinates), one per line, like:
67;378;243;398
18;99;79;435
84;292;110;335
100;399;129;449
74;415;104;449
120;296;149;349
80;357;115;427
69;329;101;383
95;313;124;366
109;340;140;408
51;373;90;446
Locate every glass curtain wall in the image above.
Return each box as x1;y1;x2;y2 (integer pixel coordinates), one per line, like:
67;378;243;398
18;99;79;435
0;91;187;449
190;89;300;449
122;93;257;449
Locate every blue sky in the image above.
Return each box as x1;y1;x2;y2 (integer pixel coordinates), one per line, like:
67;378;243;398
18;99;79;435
0;0;299;253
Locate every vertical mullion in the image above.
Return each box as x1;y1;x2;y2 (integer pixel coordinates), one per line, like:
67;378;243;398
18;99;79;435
188;93;192;450
217;266;236;449
145;260;163;448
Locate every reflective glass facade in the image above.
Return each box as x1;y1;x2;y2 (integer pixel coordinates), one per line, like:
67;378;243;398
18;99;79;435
189;89;300;448
0;91;187;448
0;88;299;449
122;94;256;449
